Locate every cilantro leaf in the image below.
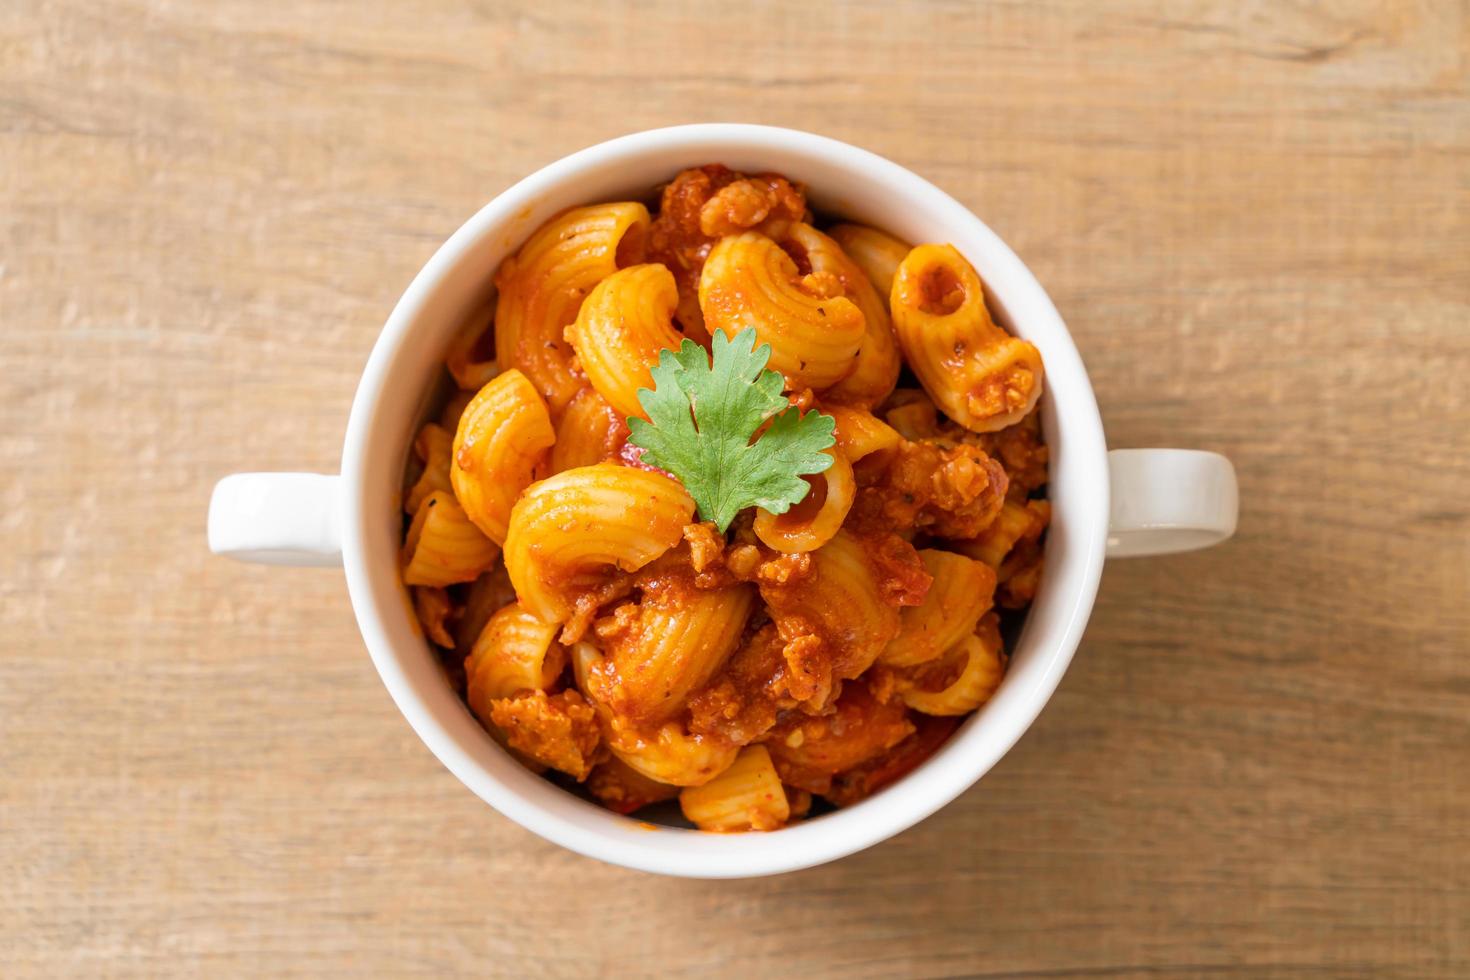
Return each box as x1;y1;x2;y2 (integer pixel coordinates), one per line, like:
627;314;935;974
626;328;836;532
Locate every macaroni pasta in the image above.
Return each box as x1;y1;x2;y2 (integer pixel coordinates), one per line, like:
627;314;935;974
450;368;555;545
891;243;1045;433
699;231;865;390
495;203;651;417
399;164;1050;832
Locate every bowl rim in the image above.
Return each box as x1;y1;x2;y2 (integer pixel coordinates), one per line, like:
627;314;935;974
339;123;1108;877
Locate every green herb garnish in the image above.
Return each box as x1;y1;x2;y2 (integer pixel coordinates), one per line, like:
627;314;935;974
627;328;836;532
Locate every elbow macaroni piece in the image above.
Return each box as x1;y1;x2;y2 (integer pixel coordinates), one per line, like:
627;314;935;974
901;613;1007;716
824;404;902;463
550;387;629;475
753;449;855;553
443;302;499;391
495;202;651;416
451;369;556;545
760;530;902;690
605;717;740;787
882;389;942;442
953;499;1051;568
564;264;683;419
890;243;1044;433
778;223;899;407
412;586;455;648
503;463;696;625
465;601;567;721
828;223;910;301
576;641;739;787
439;387;476;433
698;231;865;390
604;578;755;724
570;640;603;693
679;744;790;832
452;567;517;654
880;549;996;667
404;423;454;516
402;490;501;588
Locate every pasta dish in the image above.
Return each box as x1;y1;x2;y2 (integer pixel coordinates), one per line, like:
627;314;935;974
399;165;1049;832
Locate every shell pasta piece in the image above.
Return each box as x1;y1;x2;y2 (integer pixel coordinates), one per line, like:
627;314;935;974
879;549;996;667
451;369;555;545
828;223;911;300
503;463;696;626
698;231;865;390
464;602;567;720
900;613;1007;716
402;491;500;587
890;243;1044;433
753;448;855;553
679;745;790;832
565;263;683;419
495;202;651;417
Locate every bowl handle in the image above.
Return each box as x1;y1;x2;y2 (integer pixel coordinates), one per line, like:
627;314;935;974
208;473;343;567
1106;449;1238;558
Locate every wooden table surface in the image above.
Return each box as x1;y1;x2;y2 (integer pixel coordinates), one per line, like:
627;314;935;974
4;1;1467;976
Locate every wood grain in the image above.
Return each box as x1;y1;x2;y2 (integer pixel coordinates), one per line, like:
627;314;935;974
2;1;1467;976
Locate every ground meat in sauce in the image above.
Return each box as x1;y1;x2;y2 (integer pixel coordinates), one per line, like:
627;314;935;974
585;757;680;815
556;572;634;645
977;413;1050;500
822;715;962;807
883;389;1048;506
647;165;809;337
762;679;916;795
864;532;933;607
683;521;725;575
756;551;812;587
687;624;793;745
921;412;1049;502
677;523;817;592
756;532;925;708
997;537;1045;608
488;689;602;781
849;439;1009;540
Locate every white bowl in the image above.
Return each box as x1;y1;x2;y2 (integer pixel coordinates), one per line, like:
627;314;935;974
209;124;1237;878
